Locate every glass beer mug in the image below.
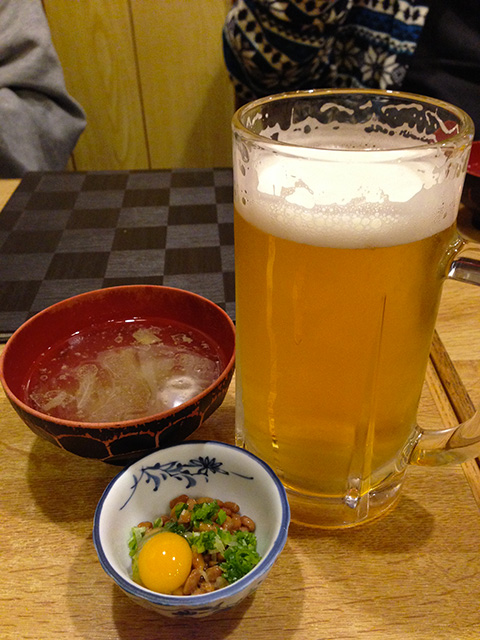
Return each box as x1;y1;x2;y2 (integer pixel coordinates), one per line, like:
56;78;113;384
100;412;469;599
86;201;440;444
232;89;480;528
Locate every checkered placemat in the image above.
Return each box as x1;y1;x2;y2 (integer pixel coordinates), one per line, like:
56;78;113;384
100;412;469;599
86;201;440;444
0;169;235;341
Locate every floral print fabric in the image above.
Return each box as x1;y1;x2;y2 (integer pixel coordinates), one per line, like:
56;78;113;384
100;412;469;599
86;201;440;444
223;0;430;104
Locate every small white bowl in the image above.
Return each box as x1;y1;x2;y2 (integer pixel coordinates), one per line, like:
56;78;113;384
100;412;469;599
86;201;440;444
93;441;290;617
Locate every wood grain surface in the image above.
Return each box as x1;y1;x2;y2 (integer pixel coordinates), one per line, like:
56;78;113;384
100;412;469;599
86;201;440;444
43;0;235;171
1;180;480;639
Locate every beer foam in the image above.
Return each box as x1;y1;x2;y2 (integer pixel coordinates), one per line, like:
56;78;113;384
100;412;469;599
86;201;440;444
235;151;463;248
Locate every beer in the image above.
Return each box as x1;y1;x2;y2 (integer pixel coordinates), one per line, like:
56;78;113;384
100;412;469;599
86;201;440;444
233;89;472;526
235;208;457;504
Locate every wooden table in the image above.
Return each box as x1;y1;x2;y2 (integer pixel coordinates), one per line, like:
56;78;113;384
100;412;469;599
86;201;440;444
1;179;480;639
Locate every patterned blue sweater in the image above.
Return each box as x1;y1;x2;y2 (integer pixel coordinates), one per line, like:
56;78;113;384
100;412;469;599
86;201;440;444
223;0;430;104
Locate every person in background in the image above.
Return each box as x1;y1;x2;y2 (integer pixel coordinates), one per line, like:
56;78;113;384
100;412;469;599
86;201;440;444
223;0;480;137
0;0;86;178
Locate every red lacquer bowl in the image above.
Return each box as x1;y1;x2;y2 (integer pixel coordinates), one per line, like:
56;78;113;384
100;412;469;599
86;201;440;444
0;286;235;465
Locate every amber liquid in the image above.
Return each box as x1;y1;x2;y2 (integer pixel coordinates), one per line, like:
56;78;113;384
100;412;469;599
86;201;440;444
234;208;457;501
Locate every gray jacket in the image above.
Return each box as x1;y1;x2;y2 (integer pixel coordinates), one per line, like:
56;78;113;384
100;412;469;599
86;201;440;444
0;0;86;177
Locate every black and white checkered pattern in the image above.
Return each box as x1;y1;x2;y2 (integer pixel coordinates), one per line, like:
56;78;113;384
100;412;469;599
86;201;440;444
0;169;235;340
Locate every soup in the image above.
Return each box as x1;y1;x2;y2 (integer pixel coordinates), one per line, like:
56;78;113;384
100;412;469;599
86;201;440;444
25;318;222;423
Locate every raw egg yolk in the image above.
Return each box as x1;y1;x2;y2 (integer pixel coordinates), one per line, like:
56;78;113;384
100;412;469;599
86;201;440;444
137;531;193;594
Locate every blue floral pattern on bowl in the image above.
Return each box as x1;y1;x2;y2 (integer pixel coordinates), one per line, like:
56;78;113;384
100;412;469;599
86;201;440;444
93;441;290;618
120;455;254;509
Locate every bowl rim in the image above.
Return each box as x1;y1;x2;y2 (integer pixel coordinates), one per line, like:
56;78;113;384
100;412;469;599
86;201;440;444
92;440;290;606
0;285;235;429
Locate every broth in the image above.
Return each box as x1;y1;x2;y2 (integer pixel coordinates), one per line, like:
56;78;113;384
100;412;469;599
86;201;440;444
25;318;223;422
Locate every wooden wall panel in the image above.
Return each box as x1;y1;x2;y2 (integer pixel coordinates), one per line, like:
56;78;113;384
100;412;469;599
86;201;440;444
44;0;149;170
43;0;235;171
130;0;235;169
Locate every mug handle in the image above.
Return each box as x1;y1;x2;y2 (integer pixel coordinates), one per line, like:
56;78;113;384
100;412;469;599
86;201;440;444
412;238;480;465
